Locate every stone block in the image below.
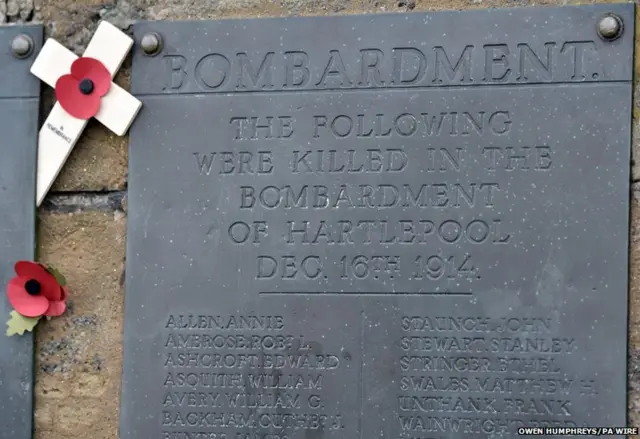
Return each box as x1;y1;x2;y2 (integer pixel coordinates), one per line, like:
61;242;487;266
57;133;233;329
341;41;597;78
34;209;125;439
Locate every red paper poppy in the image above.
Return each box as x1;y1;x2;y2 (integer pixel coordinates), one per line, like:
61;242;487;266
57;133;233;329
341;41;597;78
7;261;67;318
54;57;111;120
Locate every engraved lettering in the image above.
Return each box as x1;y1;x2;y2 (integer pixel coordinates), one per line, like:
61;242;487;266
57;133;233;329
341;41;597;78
483;146;552;171
163;39;611;92
433;45;474;83
195;151;273;175
359;49;385;87
284;51;310;88
560;41;598;80
195;54;231;90
163;55;188;91
517;43;555;81
316;50;353;88
237;52;275;90
392;48;427;85
483;44;511;82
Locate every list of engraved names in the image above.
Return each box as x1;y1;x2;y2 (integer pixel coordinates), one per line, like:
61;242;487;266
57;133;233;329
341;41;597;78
162;315;346;439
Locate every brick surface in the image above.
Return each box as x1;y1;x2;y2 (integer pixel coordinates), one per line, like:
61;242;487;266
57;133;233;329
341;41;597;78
34;210;125;439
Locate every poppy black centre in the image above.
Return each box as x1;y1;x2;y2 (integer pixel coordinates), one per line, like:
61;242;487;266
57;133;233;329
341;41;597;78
79;79;94;95
25;279;41;295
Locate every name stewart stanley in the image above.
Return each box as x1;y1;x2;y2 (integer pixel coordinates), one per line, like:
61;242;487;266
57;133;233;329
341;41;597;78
162;41;607;92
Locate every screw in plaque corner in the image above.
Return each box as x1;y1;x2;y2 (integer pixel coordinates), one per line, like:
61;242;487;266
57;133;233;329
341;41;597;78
10;34;34;59
597;13;623;41
140;32;163;56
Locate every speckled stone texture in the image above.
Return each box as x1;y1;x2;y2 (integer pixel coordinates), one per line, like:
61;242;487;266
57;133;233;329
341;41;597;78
35;209;126;438
0;0;634;436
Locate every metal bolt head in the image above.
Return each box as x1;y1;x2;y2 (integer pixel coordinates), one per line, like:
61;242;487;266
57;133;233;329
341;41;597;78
141;32;162;56
597;14;623;41
11;34;33;58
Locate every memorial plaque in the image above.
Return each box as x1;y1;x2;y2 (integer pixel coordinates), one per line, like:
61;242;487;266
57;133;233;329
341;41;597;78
0;25;43;439
124;5;634;438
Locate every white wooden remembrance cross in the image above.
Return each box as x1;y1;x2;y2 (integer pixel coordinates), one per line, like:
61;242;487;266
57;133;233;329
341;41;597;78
30;21;142;206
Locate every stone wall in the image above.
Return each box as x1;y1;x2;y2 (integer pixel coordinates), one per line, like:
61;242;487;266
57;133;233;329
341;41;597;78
0;0;636;436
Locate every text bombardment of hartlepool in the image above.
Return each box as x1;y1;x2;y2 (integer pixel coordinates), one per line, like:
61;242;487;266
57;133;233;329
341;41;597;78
192;109;541;284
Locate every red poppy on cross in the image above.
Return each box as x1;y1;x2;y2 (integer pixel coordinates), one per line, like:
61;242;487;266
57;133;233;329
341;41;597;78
30;21;142;206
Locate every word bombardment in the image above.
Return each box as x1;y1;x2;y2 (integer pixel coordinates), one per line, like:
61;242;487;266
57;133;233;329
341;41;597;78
162;41;604;92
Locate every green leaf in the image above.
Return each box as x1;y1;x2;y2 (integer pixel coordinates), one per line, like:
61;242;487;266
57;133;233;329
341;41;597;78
44;265;66;286
6;311;40;336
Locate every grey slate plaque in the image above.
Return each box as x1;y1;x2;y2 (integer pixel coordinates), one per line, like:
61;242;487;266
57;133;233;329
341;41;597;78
0;25;42;439
124;5;634;438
